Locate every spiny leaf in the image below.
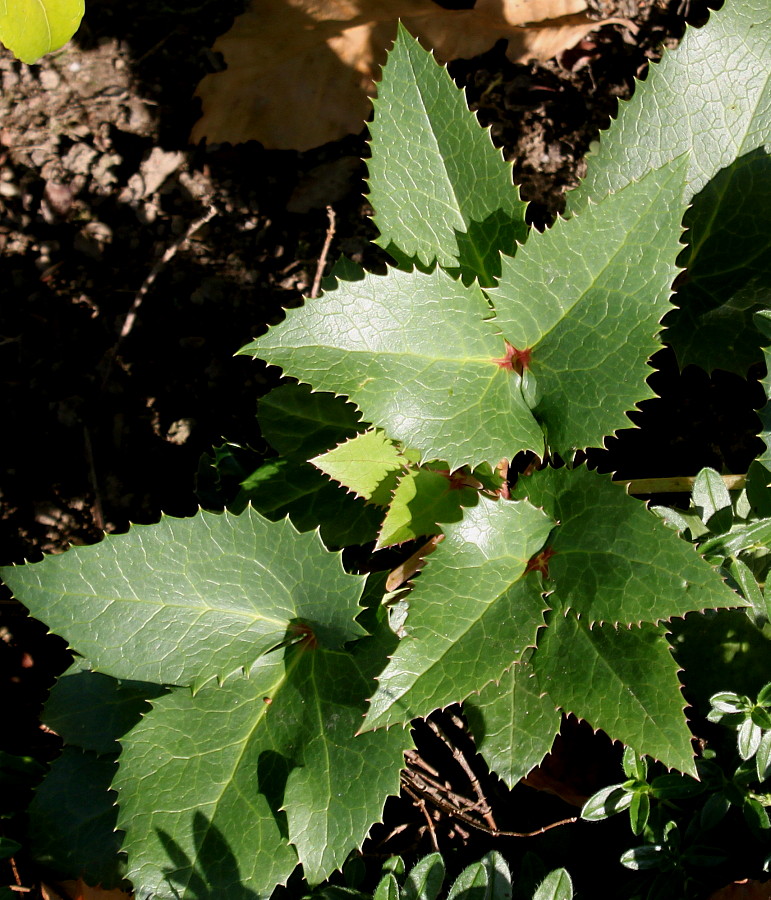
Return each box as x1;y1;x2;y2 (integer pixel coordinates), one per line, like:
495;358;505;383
116;638;412;899
0;0;84;64
513;466;745;625
567;2;771;375
26;748;123;888
533;614;696;774
363;495;554;730
240;265;543;470
257;382;365;462
239;457;384;548
377;466;479;548
1;508;366;687
464;659;560;790
663;149;771;375
368;24;527;285
43;657;166;756
488;157;687;454
310;430;406;502
756;310;771;475
567;1;771;212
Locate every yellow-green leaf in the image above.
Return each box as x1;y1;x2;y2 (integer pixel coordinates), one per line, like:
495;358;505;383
0;0;84;64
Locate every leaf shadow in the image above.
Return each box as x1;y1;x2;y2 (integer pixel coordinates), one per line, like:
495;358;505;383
663;146;771;373
156;812;264;900
380;208;527;288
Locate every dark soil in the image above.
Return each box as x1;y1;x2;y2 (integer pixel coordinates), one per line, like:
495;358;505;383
2;0;764;894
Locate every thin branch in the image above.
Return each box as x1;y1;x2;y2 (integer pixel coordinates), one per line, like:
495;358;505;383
615;473;746;495
310;205;336;299
102;203;218;385
426;718;498;832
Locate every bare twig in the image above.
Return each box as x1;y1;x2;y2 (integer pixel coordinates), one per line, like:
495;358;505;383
401;767;577;838
102;204;218;386
402;782;440;852
615;473;746;495
405;748;442;780
310;205;336;299
83;425;104;531
426;718;498;832
120;204;218;341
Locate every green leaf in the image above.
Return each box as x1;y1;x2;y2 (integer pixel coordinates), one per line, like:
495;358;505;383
692;467;733;532
650;774;704;801
446;852;510;900
374;874;400;900
43;658;166;755
581;784;633;821
629;790;651;836
463;659;560;790
728;558;768;624
738;717;763;760
26;748;124;887
310;430;406;502
754;311;771;474
258;382;364;462
534;614;696;774
488;157;687;454
622;747;648;781
368;25;527;285
700;517;771;560
514;466;744;624
567;2;771;213
0;0;84;64
532;869;573;900
1;508;366;687
240;458;383;548
363;495;553;730
663;150;771;375
620;846;665;871
0;838;21;860
756;730;771;781
240;265;543;470
377;467;479;548
403;853;445;900
116;639;413;899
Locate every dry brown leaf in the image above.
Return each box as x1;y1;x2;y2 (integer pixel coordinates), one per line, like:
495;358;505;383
709;881;771;900
41;880;132;900
192;0;630;151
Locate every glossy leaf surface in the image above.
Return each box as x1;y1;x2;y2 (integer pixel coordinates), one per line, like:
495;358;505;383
488;158;687;453
117;637;412;898
364;496;553;729
368;25;527;284
2;509;366;686
241;265;543;470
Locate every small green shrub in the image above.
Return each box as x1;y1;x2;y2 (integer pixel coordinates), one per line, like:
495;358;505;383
2;3;770;897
